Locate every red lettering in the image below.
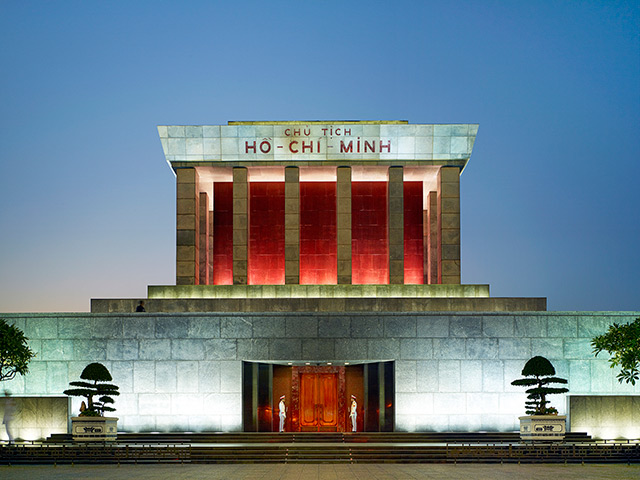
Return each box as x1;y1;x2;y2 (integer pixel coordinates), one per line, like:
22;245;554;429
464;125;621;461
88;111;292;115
364;140;375;153
340;140;353;153
289;141;299;153
344;128;351;135
245;141;256;153
380;140;391;153
335;128;341;136
293;128;300;136
302;141;313;153
260;141;271;153
284;128;291;136
303;128;311;136
357;138;361;153
322;128;328;135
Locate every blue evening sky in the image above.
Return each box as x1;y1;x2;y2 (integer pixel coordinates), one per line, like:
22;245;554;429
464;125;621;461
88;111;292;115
0;1;638;312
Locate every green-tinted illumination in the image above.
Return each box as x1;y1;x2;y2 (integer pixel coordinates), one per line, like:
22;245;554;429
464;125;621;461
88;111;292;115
148;284;490;300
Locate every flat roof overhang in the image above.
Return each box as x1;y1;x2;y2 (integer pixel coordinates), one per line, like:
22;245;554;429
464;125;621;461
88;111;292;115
158;121;478;172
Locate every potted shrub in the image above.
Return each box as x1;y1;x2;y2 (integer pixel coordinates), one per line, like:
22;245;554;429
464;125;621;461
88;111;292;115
511;356;569;441
63;363;120;441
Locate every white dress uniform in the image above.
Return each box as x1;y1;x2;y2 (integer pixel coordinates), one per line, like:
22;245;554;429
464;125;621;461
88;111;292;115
350;399;357;432
278;397;286;432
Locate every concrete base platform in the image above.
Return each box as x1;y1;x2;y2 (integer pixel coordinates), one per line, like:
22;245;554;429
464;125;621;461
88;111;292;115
91;296;546;313
92;283;546;313
92;284;546;312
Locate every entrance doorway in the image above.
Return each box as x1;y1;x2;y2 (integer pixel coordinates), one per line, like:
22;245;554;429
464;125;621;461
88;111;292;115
300;372;338;430
295;366;344;432
242;361;394;433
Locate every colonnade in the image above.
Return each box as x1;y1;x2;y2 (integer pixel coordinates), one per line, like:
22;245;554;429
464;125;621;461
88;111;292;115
175;166;460;286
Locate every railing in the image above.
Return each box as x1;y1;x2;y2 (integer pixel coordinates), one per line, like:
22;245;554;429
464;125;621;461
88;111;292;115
0;442;192;465
2;436;638;465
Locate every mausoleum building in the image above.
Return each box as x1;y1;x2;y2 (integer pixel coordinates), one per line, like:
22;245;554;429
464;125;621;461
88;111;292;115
1;121;638;440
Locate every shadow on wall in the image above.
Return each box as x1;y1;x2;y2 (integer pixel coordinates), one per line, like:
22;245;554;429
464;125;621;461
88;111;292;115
0;396;68;441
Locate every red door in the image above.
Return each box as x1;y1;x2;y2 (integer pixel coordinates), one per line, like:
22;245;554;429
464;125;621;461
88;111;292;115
299;373;338;431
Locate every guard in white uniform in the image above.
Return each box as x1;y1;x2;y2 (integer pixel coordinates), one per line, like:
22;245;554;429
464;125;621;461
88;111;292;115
350;395;357;432
278;395;286;432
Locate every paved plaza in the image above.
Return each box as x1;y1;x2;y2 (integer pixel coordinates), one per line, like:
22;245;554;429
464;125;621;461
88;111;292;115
1;464;639;480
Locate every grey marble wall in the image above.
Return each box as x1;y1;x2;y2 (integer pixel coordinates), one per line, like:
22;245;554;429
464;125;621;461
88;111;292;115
2;311;638;435
0;396;67;441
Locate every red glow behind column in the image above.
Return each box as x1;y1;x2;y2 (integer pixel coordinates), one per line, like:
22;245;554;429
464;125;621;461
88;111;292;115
249;182;285;285
403;181;424;284
300;182;337;284
213;182;233;285
352;182;389;284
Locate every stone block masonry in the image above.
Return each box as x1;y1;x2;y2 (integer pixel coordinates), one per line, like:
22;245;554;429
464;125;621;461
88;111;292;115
2;311;638;434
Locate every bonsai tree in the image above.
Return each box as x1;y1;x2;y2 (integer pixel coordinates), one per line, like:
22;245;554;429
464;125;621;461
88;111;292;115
592;317;640;385
511;356;568;415
64;363;120;416
0;318;36;382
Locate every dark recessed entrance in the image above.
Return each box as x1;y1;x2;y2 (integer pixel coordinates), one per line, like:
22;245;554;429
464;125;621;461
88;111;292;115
242;361;394;432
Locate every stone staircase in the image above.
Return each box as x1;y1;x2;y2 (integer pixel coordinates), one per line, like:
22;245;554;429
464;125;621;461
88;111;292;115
1;432;637;464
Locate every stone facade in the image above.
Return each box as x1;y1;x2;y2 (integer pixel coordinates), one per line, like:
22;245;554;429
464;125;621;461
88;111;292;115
160;122;476;287
3;311;638;436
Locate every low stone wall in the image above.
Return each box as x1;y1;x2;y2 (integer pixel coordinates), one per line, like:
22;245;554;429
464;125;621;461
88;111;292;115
570;395;640;439
91;297;547;313
1;311;638;435
0;396;68;441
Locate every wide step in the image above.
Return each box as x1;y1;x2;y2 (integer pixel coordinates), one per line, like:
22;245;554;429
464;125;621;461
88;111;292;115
4;432;636;465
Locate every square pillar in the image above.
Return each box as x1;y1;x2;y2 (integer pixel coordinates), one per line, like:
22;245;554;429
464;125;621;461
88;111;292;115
209;211;214;284
437;167;461;284
176;168;199;285
388;166;404;284
198;192;210;285
336;166;352;284
426;191;438;284
285;167;300;284
233;167;248;285
423;210;428;284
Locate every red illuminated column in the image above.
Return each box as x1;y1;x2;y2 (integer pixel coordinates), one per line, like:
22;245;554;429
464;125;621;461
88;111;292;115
248;182;285;284
233;167;248;285
285;167;300;284
176;168;199;285
337;167;352;284
199;192;210;285
213;182;233;285
300;182;337;284
437;167;461;284
388;167;404;284
403;181;424;284
351;181;389;284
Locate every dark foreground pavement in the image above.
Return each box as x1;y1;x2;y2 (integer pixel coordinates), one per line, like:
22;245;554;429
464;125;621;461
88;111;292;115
1;463;639;480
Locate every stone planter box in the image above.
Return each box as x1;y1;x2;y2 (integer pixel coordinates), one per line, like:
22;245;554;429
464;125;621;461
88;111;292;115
71;416;118;442
519;415;566;441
